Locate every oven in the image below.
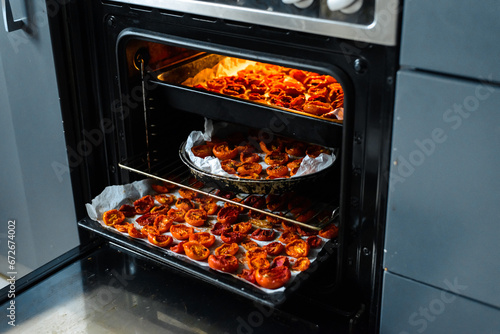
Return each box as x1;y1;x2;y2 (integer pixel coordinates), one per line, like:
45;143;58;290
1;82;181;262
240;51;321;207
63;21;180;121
1;0;400;332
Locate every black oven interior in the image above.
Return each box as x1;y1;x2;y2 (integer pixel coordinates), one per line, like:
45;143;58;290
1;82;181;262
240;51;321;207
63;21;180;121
60;1;398;329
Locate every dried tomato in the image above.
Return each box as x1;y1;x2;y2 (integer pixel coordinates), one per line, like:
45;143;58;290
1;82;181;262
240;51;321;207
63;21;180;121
187;232;215;248
232;222;253;234
141;225;159;237
319;223;339;239
287;158;303;176
266;165;289;178
245;247;267;260
210;222;231;236
213;189;235;200
118;205;136;218
191;144;213;158
183;241;210;261
133;195;155;214
150;205;170;215
241;240;259;251
213;143;239;160
262;242;285;256
255;266;291;289
278;231;300;244
179;188;198;200
237;162;263;176
285;141;306;157
247;256;271;270
259;140;283;154
291;257;310;272
127;227;145;239
306;145;332;158
306;235;322;248
240;151;260;163
153;215;173;234
135;213;158;226
167;208;186;222
115;222;132;233
296;226;318;237
102;209;125;226
217;206;240;225
221;159;242;174
175;198;194;212
296;209;316;223
170;241;187;254
264;152;289;166
201;202;219;215
154;194;176;206
184;209;207;227
285;239;310;258
151;182;171;194
270;256;290;268
148;234;173;248
243;195;266;209
220;230;245;244
208;255;239;273
170;224;194;240
266;194;286;211
250;228;276;242
238;269;256;284
214;242;239;256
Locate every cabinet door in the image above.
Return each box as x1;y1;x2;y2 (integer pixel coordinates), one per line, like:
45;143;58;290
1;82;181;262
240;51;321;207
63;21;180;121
400;0;500;81
384;70;500;309
0;0;79;281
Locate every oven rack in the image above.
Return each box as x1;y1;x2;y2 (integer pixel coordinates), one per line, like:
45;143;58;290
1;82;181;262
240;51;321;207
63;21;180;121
118;153;338;230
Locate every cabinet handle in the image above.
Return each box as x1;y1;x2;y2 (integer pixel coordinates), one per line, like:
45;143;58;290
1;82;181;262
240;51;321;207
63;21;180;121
2;0;24;32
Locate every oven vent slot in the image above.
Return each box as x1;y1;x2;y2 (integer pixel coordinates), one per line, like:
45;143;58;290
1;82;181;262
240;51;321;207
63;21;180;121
190;14;218;24
118;155;338;231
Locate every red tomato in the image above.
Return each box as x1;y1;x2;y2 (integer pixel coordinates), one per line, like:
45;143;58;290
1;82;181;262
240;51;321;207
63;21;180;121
103;209;125;226
141;225;159;237
217;206;240;225
189;232;216;248
237;269;256;284
285;239;310;258
214;243;239;256
114;222;132;233
237;162;263;176
232;222;253;234
296;226;318;237
153;215;173;234
247;256;271;270
319;223;339;239
175;198;195;212
266;165;289;178
191;144;213;158
220;230;245;244
183;241;210;261
170;224;194;240
154;194;176;205
201;202;219;215
270;255;290;268
134;195;155;214
243;195;266;209
291;257;310;272
135;213;158;226
170;241;187;254
255;266;291;289
210;222;231;236
148;234;173;248
259;140;283;154
306;145;331;158
250;228;276;241
213;143;239;160
241;240;259;251
306;235;322;248
151;183;170;194
221;159;242;174
150;205;170;215
118;204;136;217
167;208;186;222
245;247;267;260
262;242;285;256
184;209;207;227
264;152;289;166
285;141;306;157
127;227;145;239
278;231;301;244
240;151;260;163
208;255;239;273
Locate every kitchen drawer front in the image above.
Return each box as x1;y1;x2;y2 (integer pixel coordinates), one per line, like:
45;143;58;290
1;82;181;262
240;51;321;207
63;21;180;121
380;272;500;334
384;70;500;308
400;0;500;82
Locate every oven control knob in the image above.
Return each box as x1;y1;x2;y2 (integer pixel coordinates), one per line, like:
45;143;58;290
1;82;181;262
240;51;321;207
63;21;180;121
282;0;315;9
326;0;363;14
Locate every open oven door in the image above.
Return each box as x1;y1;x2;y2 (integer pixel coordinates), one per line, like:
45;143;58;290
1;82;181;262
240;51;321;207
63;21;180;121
0;0;80;292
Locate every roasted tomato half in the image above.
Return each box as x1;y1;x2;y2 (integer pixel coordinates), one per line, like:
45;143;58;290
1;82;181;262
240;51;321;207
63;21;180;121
167;208;186;222
208;255;239;273
232;221;253;234
217;206;240;225
285;239;310;258
237;162;263;176
213;142;239;160
270;255;290;268
148;234;173;248
240;151;260;163
127;227;145;239
154;194;176;206
170;224;194;240
103;209;125;226
118;204;136;218
114;222;132;233
183;241;210;261
237;269;256;284
255;266;291;289
210;222;231;236
241;240;259;251
250;228;276;242
201;202;219;215
291;257;310;272
259;140;283;154
175;198;195;212
247;256;271;270
264;152;289;166
266;165;289;178
221;159;242;174
220;230;245;244
153;214;173;234
189;232;215;248
170;241;187;254
178;188;198;200
306;145;332;158
141;225;159;237
135;213;158;226
151;182;171;194
134;195;155;214
285;141;306;157
319;223;339;239
191;144;213;158
306;235;322;248
262;242;285;256
184;209;207;227
214;242;239;256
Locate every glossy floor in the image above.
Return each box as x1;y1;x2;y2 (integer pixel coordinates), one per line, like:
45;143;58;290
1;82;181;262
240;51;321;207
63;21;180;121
0;243;349;333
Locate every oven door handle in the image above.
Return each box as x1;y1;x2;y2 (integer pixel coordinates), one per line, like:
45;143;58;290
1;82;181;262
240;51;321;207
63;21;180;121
2;0;24;33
